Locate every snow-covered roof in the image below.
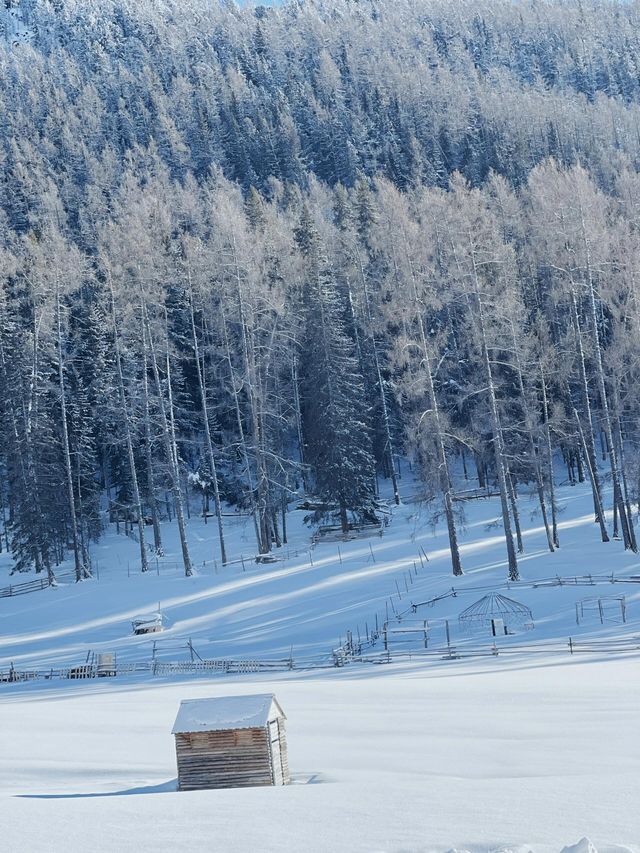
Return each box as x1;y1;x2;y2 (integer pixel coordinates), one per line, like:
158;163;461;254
131;612;163;626
172;694;285;734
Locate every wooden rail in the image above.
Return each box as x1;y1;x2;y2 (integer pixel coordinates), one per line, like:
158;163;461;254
4;634;637;686
0;570;77;599
0;656;305;684
331;634;640;666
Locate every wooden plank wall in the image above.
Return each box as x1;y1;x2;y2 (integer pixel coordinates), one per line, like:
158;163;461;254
176;727;274;791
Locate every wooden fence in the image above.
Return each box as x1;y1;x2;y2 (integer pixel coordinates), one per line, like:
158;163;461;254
331;634;640;666
0;575;54;598
0;656;303;684
0;570;77;599
3;633;639;686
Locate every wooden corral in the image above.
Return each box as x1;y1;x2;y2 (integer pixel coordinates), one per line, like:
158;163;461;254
172;694;289;791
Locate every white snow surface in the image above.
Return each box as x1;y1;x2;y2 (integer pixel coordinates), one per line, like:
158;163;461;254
1;659;638;852
1;478;639;851
172;693;280;732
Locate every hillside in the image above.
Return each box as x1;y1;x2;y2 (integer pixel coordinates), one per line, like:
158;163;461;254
2;480;639;673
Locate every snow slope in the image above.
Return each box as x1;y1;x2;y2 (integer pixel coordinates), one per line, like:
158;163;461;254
1;480;639;851
1;481;639;670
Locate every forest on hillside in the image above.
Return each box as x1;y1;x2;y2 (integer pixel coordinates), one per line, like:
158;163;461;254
3;0;640;583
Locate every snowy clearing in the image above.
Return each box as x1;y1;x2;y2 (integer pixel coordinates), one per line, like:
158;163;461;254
1;482;639;851
1;658;638;853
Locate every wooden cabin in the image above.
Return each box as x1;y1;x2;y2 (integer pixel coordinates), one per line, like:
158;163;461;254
172;694;289;791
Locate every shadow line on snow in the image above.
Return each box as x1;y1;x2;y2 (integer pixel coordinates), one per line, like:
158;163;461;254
16;779;178;798
16;771;328;799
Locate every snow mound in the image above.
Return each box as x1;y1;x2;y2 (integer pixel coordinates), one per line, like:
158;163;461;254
560;840;598;853
490;846;534;853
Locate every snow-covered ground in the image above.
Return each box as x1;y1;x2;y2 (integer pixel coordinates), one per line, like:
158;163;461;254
1;479;639;851
1;481;639;670
1;658;638;852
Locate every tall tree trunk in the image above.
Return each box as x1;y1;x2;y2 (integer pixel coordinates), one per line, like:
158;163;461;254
143;305;193;577
55;281;88;581
371;334;401;505
571;402;610;543
506;471;524;554
231;237;271;553
222;314;262;550
468;250;518;580
141;327;163;555
540;364;559;548
353;253;401;504
291;355;307;492
509;321;554;552
570;290;609;539
581;234;635;550
612;388;637;552
408;279;462;576
109;283;149;572
187;288;227;565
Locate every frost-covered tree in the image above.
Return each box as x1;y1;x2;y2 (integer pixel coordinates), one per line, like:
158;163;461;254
295;205;377;532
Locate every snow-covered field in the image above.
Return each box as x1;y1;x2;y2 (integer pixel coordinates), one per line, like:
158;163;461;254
1;480;639;851
1;659;638;852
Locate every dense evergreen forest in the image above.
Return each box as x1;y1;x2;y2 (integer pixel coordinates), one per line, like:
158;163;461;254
3;0;640;583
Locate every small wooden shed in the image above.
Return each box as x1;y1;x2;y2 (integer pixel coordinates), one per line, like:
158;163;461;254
131;613;164;635
172;693;289;791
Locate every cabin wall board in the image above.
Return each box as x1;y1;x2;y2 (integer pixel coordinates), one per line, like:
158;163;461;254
175;726;282;791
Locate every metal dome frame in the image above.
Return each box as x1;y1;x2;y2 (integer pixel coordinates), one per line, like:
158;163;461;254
458;592;534;632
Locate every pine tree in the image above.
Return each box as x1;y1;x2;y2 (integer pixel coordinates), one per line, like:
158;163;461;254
295;206;376;532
